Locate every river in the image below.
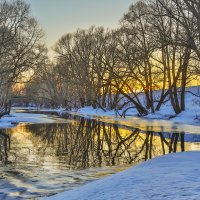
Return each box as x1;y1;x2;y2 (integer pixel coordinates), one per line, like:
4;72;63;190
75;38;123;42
0;110;200;199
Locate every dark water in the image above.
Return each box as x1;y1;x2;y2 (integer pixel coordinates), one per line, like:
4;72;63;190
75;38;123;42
0;115;200;199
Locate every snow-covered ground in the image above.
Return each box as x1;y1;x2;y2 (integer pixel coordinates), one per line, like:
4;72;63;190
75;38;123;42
10;87;199;129
44;151;200;200
1;89;199;200
8;90;200;134
73;86;200;127
0;111;69;128
67;110;200;134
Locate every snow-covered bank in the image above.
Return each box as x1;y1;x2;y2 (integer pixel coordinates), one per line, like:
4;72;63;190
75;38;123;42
68;110;200;134
76;100;199;126
10;87;200;131
10;105;200;134
0;112;69;128
45;151;200;200
76;86;200;126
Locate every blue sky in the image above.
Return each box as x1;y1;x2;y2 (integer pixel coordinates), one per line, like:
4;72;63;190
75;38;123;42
26;0;136;48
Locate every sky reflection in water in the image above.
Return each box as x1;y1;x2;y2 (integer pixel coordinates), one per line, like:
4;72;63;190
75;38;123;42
0;116;200;199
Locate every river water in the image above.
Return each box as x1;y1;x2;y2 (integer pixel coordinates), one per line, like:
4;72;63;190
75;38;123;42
0;111;200;199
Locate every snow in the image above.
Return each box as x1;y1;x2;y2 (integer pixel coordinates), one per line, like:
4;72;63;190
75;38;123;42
12;107;65;115
59;87;199;134
44;151;200;200
74;86;200;126
66;109;200;134
0;87;199;199
9;87;199;132
0;111;69;128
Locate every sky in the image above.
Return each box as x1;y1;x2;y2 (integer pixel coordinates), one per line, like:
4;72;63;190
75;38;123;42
26;0;136;49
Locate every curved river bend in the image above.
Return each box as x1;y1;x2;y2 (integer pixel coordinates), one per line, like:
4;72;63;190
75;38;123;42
0;111;200;199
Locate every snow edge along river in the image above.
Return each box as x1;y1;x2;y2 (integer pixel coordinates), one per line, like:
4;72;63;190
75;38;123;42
44;151;200;200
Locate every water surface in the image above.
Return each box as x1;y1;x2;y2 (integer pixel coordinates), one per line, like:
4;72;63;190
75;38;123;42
0;113;200;199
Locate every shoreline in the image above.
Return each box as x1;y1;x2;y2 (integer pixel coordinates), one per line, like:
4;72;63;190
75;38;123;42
44;151;200;200
3;107;199;134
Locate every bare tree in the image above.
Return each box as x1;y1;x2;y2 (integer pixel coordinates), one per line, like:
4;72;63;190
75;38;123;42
0;0;44;117
156;0;200;61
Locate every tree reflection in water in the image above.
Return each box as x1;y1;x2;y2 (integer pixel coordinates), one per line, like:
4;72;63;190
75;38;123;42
0;117;186;169
0;130;10;164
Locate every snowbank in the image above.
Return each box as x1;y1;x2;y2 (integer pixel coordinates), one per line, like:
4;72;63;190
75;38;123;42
0;112;69;128
74;87;200;127
66;109;200;134
10;87;200;128
44;151;200;200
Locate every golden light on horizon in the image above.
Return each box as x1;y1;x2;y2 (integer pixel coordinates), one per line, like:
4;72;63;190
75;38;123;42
12;83;25;94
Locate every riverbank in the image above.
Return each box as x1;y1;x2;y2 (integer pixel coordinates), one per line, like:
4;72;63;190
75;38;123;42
0;112;68;128
73;86;200;126
7;106;200;134
76;101;199;127
1;109;200;199
45;151;200;200
9;86;200;129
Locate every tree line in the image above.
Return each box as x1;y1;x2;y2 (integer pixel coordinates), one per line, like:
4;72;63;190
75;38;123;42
0;0;199;117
